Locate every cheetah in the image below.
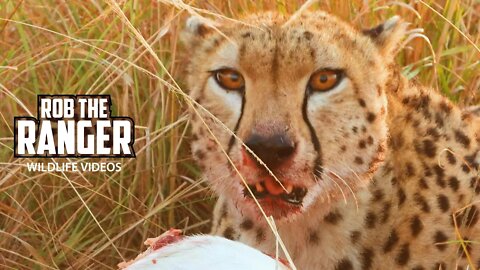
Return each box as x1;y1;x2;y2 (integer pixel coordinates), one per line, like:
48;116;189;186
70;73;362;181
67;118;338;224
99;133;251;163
184;11;480;270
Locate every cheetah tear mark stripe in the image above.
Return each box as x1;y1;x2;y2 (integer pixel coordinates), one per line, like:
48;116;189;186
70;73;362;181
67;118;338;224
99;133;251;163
303;89;323;180
227;91;246;153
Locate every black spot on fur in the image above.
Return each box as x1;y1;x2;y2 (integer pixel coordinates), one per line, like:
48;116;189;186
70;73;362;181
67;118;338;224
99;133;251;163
423;165;433;177
397;188;406;207
454;206;479;228
419;178;429;189
383;229;399;253
366;112;376;123
358;140;366;149
405;162;415;176
223;227;236;240
470;177;480;194
439;101;452;113
350;231;361;244
241;32;253;39
437;194;450;213
433;165;446;188
434;231;448;251
416;94;432;113
446;151;456;165
426;127;440;139
361;248;374;270
448;177;459;192
414;193;430;213
355;156;364;165
335;258;353;270
410;215;423;237
435;113;444;127
465;152;479;169
255;228;265;243
309;230;320;245
381;203;391;223
303;31;313;40
391;177;398;186
464;206;479;227
454;130;471;148
324;211;343;224
219;202;228;219
240;219;253;230
422;139;436;157
372;190;384;202
458;237;472;259
390;133;404;150
413;119;421;127
358;98;366;107
365;212;377;229
395;244;410;266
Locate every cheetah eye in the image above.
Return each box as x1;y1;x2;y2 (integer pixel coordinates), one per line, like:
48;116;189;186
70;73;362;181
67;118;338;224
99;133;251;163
212;69;245;91
308;70;343;92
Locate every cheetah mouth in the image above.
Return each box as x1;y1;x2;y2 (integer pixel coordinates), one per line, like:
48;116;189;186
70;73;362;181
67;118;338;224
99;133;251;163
243;176;307;205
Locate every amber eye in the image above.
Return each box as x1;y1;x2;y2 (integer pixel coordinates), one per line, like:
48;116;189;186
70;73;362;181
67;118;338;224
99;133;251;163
213;69;245;91
308;70;343;92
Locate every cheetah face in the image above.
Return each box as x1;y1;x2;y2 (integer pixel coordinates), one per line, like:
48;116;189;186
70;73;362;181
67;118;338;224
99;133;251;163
185;12;405;220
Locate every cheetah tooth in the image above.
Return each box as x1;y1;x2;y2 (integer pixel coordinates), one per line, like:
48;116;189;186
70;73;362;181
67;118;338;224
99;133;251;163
255;183;264;193
286;184;293;194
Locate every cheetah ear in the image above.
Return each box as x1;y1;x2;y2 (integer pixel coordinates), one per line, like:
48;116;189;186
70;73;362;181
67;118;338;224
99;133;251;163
181;16;219;50
363;16;408;57
183;16;217;40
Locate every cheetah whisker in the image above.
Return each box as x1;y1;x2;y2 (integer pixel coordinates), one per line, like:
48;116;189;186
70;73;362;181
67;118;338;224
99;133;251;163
315;170;348;206
318;166;359;212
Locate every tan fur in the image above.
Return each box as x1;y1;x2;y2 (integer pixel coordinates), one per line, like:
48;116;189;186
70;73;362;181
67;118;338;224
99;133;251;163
184;11;480;269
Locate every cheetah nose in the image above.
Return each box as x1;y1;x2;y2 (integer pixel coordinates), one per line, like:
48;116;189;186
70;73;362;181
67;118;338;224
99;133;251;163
244;133;296;169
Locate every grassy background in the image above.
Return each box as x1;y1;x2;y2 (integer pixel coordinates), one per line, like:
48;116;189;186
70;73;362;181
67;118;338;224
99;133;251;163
0;0;478;269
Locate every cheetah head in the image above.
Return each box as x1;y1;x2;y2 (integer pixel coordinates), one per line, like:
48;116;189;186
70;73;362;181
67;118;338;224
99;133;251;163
184;11;407;221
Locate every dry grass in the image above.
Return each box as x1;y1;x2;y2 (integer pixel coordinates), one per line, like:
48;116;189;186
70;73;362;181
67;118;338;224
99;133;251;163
0;0;478;269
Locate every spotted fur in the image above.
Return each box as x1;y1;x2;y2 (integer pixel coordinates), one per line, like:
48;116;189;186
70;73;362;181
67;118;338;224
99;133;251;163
184;11;480;269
